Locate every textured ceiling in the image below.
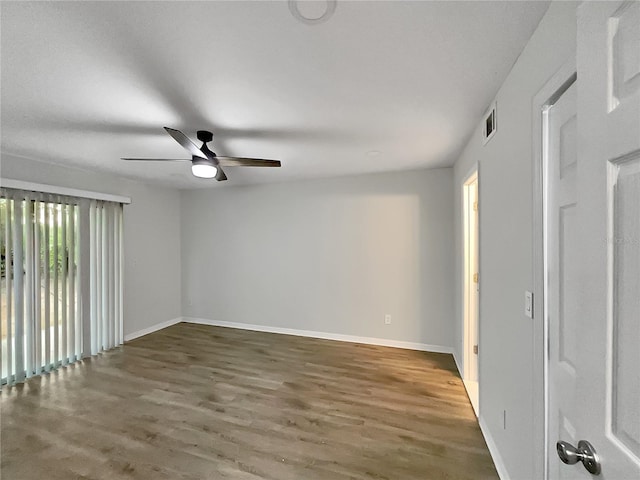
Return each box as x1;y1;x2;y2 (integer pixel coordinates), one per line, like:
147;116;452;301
1;1;550;188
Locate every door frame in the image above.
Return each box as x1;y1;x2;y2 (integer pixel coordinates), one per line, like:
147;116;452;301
532;57;577;480
462;166;480;414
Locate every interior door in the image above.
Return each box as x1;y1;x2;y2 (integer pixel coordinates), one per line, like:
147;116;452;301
548;1;640;478
547;78;579;480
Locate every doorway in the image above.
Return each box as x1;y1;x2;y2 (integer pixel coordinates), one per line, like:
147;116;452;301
537;3;640;479
543;75;578;480
463;170;479;415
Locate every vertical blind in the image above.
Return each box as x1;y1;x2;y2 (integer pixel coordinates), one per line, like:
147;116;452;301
89;200;123;356
0;188;123;385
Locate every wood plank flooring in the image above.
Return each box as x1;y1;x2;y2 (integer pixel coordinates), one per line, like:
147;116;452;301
1;323;498;479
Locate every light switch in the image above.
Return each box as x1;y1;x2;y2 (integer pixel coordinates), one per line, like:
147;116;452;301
525;291;533;318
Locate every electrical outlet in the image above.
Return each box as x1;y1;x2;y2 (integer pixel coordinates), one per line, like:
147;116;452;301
384;314;392;325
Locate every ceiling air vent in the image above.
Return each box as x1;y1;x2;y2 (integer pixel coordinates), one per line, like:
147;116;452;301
482;102;497;145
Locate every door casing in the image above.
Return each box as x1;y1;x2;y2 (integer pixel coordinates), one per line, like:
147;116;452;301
533;58;577;480
462;169;479;414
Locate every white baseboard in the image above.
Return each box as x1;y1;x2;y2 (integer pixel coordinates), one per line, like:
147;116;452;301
124;317;182;342
182;317;455;355
479;416;510;480
453;352;463;377
463;379;479;418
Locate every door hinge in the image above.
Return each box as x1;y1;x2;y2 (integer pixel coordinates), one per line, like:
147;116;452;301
473;201;478;211
473;345;478;355
473;273;479;284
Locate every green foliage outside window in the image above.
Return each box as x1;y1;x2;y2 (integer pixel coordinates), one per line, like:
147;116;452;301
0;199;76;278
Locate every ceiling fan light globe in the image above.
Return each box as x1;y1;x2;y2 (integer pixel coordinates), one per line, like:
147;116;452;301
191;163;217;179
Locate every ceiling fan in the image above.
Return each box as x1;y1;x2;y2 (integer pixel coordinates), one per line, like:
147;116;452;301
122;127;281;181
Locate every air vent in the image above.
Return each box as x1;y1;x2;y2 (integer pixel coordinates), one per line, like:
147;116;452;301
482;102;497;144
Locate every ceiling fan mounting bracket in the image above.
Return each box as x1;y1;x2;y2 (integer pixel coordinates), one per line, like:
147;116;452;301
196;130;213;143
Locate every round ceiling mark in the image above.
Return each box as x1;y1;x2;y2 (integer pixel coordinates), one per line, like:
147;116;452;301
288;0;337;26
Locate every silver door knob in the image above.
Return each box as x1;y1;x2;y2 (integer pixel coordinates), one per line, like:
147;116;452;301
557;440;601;475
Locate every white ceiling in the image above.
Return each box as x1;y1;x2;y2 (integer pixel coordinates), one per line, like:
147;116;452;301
1;1;550;189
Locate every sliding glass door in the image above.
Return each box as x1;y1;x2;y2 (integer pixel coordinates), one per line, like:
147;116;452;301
0;194;81;383
0;189;123;385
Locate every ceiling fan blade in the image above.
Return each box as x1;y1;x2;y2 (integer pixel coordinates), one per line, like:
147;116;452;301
121;158;191;162
216;157;282;167
164;127;207;159
215;166;228;181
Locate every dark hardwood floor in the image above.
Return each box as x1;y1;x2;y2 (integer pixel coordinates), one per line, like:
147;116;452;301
1;323;498;479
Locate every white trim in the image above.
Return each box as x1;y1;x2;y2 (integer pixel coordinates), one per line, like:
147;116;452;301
479;416;510;480
462;170;479;385
0;178;132;204
531;56;577;480
182;317;455;354
453;351;463;376
456;351;480;418
463;378;479;417
124;317;182;342
460;162;480;191
458;161;479;375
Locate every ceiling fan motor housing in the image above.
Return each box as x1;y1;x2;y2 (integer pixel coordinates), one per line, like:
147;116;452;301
197;130;213;143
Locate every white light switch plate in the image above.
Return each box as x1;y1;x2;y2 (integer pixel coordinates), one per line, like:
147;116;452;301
525;291;533;318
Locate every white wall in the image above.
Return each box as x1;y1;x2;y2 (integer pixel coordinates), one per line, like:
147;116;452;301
0;154;182;337
181;168;455;349
452;2;579;479
0;152;453;348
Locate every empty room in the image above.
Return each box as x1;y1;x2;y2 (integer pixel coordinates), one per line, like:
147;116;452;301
1;1;639;479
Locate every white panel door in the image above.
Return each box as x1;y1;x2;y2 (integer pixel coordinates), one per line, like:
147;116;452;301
549;1;640;479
